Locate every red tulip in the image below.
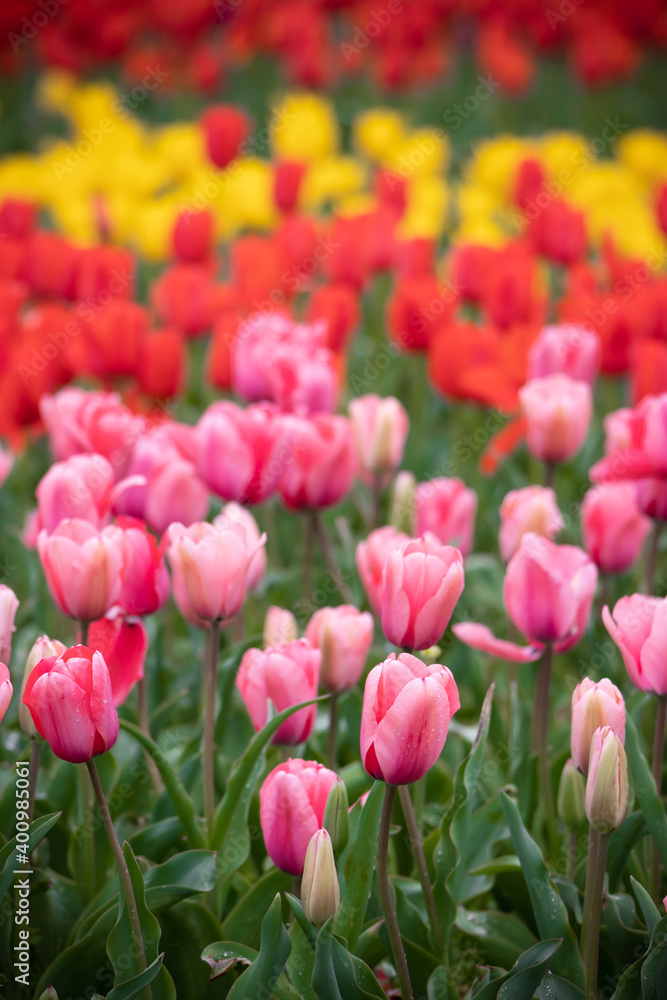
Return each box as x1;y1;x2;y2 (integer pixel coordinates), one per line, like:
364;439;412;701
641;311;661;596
116;517;169;616
88;611;148;707
201;105;252;169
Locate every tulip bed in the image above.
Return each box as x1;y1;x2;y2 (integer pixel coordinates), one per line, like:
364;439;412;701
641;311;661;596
1;9;667;1000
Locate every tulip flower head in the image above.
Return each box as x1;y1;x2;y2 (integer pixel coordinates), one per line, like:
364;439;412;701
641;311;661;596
236;639;320;744
305;605;373;692
571;677;625;774
360;652;459;785
519;373;592;465
585;726;629;835
603;594;667;695
22;645;119;763
0;664;12;725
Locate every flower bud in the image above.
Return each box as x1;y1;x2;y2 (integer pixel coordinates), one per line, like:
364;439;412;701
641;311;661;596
263;606;298;648
389;471;416;535
0;585;19;665
557;759;586;829
322;778;349;855
301;829;340;927
19;636;66;739
585;726;629;835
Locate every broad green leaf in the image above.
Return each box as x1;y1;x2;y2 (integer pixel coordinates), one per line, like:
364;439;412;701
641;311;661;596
535;973;585;998
222;867;291;949
226;893;291;1000
119;719;205;850
624;714;667;870
427;965;458;1000
210;696;326;851
0;812;61;902
468;856;523;877
201;940;256;979
287;919;317;1000
640;913;667;1000
631;877;661;936
333;778;384;951
471;939;562;1000
501;793;584;988
284;892;318;948
106;954;164;1000
106;842;176;999
312;919;343;1000
607;812;646;892
455;908;538;969
330;933;389;999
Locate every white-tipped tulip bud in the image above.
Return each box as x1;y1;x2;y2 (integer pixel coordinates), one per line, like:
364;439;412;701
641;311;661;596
389;470;416;535
585;726;629;835
301;829;340;927
19;636;66;739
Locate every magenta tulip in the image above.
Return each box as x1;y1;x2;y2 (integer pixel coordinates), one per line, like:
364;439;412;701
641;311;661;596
259;758;338;874
603;594;667;695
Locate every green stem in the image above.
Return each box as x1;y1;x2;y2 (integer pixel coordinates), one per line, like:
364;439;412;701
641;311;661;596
544;462;556;489
371;473;383;530
533;644;559;860
86;760;150;998
398;784;442;956
79;764;96;904
377;784;414;1000
644;520;662;595
582;828;609;1000
327;692;339;770
314;511;355;603
27;742;41;825
137;677;163;796
203;622;220;839
651;694;666;900
303;510;316;599
80;620;89;646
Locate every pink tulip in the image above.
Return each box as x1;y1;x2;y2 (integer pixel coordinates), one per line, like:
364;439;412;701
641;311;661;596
454;533;597;661
35;454;115;533
381;535;464;650
581;484;651;574
0;444;14;489
0;585;19;665
571;677;625;774
356;526;411;616
88;612;147;706
116;517;170;616
519;374;592;464
347;395;409;483
22;645;119;763
19;636;66;738
196;401;284;505
527;324;600;384
499;486;564;562
259;758;338;874
360;651;459;784
415;477;477;557
264;606;298;647
603;594;667;695
38;519;124;622
236;639;320;744
233;313;339;414
114;428;209;534
305;605;374;692
279;414;358;510
165;520;265;627
213;503;267;592
591;394;667;484
0;663;12;723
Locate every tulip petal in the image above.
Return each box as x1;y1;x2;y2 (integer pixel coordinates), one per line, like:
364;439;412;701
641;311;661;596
453;622;543;662
373;675;450;785
637;600;667;695
30;671;97;763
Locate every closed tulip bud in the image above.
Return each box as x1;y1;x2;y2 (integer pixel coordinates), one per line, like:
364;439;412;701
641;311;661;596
0;585;19;665
305;605;373;692
301;829;340;926
322;778;349;855
0;663;12;725
585;726;629;835
263;606;298;648
19;636;66;738
390;471;416;535
348;394;409;484
519;374;592;465
557;759;586;829
38;988;59;1000
571;677;625;774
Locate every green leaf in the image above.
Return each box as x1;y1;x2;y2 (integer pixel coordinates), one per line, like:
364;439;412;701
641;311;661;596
73;850;217;942
330;933;390;999
201;940;256;979
426;965;458;1000
624;714;667;870
606;812;646;892
535;973;585;998
119;719;205;849
222;867;292;949
226;893;292;1000
210;695;326;850
106;842;176;999
455;908;538;969
333;779;384;951
288;919;317;1000
284;891;318;948
640;919;667;1000
312;919;343;1000
501;793;585;989
631;877;662;936
0;812;61;902
106;954;164;1000
468;856;523;877
471;939;562;1000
